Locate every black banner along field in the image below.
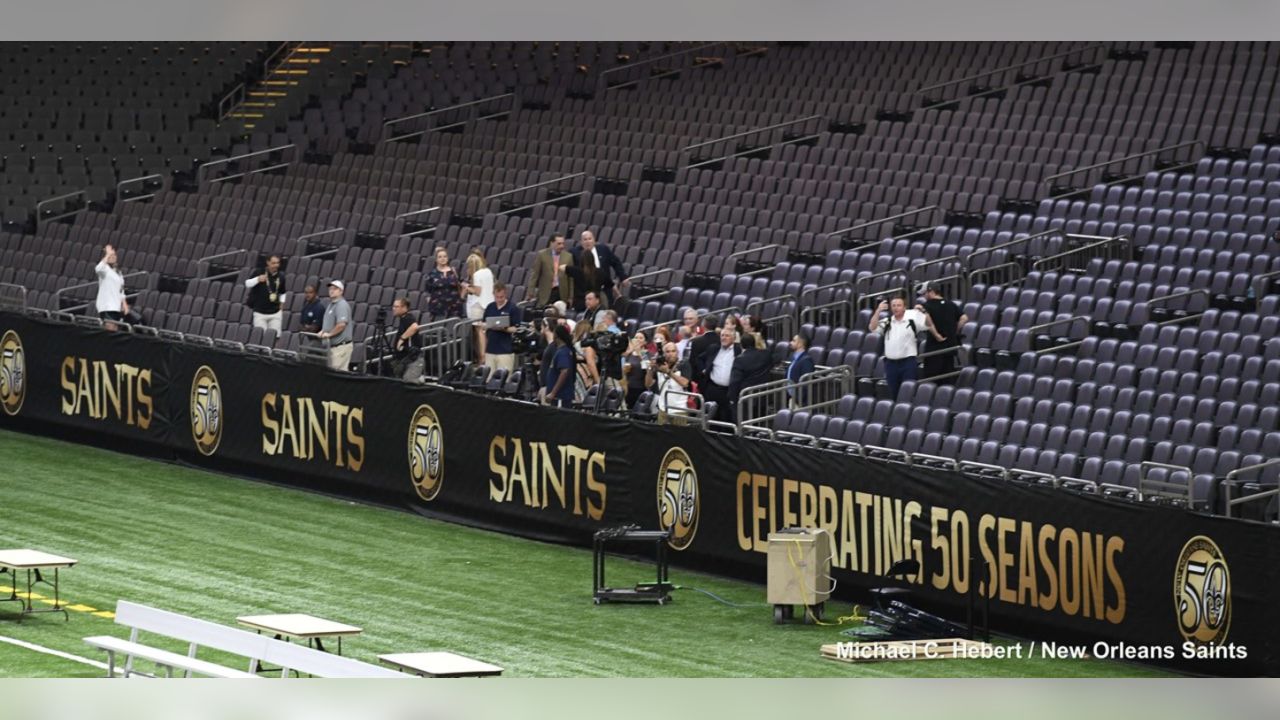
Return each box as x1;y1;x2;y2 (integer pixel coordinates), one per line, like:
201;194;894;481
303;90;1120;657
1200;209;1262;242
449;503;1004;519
2;312;1277;676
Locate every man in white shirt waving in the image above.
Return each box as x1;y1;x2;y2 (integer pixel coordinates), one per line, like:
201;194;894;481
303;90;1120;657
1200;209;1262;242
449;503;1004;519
869;295;934;400
95;244;128;331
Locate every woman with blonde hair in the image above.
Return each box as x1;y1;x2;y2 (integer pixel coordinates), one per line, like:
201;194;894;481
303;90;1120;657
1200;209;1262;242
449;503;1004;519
463;248;495;362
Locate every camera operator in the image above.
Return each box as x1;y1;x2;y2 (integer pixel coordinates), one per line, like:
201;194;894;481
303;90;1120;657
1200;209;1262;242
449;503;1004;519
389;297;424;382
481;283;523;373
646;341;693;425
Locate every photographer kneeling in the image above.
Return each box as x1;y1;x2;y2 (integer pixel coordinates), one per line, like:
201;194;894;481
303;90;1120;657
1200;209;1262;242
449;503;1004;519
647;341;693;425
390;297;424;382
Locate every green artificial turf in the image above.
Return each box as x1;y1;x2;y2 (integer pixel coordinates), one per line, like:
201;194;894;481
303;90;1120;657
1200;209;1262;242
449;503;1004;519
0;428;1175;677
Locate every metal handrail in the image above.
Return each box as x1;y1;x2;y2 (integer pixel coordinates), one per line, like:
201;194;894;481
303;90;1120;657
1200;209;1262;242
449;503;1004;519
218;83;246;122
736;366;853;429
483;172;586;202
957;460;1009;481
854;268;910;308
1146;288;1210;326
1222;458;1280;518
685;115;824;152
395;205;442;220
197;144;298;188
626;268;680;302
1029;315;1090;337
827;205;941;243
1250;269;1280;300
967;261;1025;289
1030;235;1130;274
745;293;797;320
1027;315;1094;355
1044;140;1204;199
965;227;1062;272
798;281;855;327
598;42;722;93
910;452;960;471
0;282;28;311
35;190;87;232
908;255;965;290
395;206;444;239
296;227;347;258
1138;461;1197;508
815;437;862;455
917;44;1107;96
196;249;250;280
116;174;168;206
263;41;300;77
726;243;784;275
383;93;516;143
685;115;825;170
55;271;150;313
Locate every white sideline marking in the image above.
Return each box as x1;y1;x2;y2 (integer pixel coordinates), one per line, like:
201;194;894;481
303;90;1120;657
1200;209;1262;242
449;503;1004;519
0;634;123;675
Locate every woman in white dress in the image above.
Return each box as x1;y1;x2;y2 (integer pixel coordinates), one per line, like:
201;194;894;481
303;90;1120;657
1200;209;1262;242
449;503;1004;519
463;249;495;362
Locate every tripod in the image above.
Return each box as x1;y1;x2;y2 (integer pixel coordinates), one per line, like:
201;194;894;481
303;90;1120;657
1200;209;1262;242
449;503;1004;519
367;320;395;377
515;351;540;400
593;351;623;414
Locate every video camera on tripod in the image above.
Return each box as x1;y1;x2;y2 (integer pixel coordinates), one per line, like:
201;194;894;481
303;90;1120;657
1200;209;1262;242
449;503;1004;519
581;331;628;356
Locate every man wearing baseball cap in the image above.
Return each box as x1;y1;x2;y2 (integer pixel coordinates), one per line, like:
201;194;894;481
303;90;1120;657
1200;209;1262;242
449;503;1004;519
318;279;353;371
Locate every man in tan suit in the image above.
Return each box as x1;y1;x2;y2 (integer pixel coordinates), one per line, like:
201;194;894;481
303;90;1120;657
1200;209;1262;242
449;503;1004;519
526;232;575;307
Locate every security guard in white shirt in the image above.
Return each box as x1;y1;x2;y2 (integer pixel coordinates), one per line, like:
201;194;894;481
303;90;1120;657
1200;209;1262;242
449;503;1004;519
869;295;934;400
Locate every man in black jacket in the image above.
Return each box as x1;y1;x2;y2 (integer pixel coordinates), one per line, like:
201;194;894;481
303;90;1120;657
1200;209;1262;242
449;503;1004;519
567;230;629;310
687;314;720;386
245;254;286;332
701;325;741;422
729;333;774;420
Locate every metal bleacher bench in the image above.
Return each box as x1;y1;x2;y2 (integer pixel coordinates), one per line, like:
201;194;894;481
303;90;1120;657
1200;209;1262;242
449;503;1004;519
83;600;409;678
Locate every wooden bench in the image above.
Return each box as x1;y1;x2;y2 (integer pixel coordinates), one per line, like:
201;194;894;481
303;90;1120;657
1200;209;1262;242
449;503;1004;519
84;600;409;678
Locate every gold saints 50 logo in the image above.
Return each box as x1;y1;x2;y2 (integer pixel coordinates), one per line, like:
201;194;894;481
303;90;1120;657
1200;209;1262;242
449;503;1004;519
0;330;26;416
657;447;699;550
190;366;223;456
1174;535;1231;646
408;404;444;501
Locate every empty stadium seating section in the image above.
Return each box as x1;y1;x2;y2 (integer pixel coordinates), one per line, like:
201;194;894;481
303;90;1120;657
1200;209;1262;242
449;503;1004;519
2;40;1279;520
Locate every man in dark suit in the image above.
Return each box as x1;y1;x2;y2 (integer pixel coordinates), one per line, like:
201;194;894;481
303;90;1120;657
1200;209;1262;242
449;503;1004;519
786;332;817;408
567;229;629;311
701;325;741;422
526;232;575;307
687;315;720;386
729;333;775;420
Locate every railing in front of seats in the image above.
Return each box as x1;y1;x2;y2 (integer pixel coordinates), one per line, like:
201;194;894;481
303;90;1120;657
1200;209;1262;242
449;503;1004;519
1222;458;1280;520
1030;233;1130;275
196;144;298;189
735;365;853;431
826;205;942;251
683;115;826;170
597;42;769;94
915;44;1108;111
53;271;151;314
798;281;855;328
1043;139;1204;200
0;282;28;311
35;190;87;232
382;93;517;144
